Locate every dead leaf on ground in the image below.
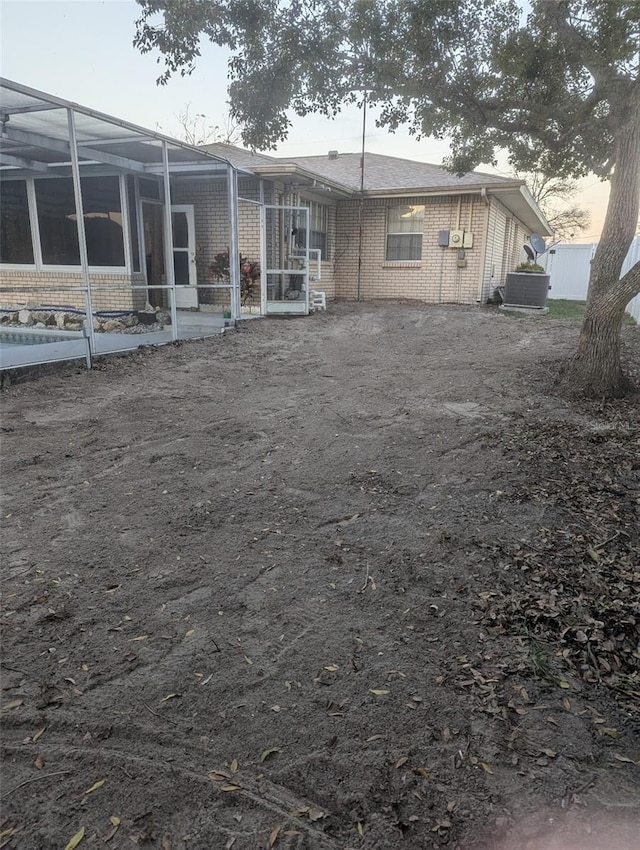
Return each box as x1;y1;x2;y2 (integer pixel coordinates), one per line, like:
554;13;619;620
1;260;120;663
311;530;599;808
260;747;281;763
230;759;239;772
105;816;120;842
221;784;242;792
159;693;180;703
267;825;281;848
32;727;46;743
1;700;23;711
83;779;106;795
612;754;639;764
207;771;230;782
395;756;409;769
369;689;389;696
481;763;494;774
63;827;85;850
33;754;45;770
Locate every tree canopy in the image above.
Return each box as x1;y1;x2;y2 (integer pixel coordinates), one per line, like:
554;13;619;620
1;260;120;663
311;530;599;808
135;0;640;395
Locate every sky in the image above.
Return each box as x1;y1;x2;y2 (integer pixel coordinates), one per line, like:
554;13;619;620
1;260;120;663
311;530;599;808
1;0;610;243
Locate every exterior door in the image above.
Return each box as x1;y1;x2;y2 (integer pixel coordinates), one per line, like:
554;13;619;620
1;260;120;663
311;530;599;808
171;205;198;309
260;205;310;314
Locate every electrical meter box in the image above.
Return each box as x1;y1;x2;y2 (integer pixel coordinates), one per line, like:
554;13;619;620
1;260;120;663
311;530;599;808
448;229;464;248
463;231;474;248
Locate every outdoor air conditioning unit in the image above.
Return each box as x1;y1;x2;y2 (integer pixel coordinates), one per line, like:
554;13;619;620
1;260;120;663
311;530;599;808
503;271;551;308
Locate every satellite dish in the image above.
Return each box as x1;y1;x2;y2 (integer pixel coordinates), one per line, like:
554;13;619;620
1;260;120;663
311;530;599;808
523;244;535;261
530;233;547;256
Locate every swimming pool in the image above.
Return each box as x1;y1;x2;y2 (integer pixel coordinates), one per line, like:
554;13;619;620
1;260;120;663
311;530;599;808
0;328;82;347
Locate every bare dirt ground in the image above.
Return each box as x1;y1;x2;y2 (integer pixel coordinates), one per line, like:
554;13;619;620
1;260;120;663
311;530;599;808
1;302;639;850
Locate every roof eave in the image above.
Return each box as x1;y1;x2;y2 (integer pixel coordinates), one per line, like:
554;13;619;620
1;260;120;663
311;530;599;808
250;163;354;196
489;184;554;237
363;180;524;198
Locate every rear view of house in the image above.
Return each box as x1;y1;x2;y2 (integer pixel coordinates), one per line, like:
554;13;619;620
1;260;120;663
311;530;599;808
1;79;551;370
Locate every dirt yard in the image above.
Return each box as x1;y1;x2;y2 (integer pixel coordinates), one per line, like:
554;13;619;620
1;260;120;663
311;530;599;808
1;302;638;850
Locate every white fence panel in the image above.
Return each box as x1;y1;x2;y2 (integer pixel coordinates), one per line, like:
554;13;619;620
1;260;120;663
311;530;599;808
542;244;595;300
542;237;639;323
622;236;640;323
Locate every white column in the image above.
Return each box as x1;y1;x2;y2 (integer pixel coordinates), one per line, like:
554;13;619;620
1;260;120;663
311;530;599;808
161;141;178;340
227;164;241;321
67;108;96;358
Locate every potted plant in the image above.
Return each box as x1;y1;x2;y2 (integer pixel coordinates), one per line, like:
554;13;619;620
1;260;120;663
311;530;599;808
504;260;551;308
206;250;261;307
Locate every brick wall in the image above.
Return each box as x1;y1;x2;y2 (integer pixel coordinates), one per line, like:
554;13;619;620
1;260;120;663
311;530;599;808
334;195;487;303
0;270;147;311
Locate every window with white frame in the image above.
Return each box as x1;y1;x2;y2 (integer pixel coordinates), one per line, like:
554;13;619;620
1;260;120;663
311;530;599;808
36;176;125;267
298;200;330;260
386;204;425;261
1;175;131;269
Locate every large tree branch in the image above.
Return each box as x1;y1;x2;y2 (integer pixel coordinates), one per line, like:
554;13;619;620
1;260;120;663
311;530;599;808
538;0;617;86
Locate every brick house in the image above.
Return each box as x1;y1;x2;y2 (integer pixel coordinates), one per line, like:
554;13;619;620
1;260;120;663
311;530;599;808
204;145;553;308
1;80;551;333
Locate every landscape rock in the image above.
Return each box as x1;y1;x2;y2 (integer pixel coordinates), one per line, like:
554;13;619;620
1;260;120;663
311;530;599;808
64;319;84;331
18;310;33;325
100;319;125;333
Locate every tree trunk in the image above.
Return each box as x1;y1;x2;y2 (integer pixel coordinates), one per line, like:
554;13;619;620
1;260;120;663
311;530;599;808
562;101;640;398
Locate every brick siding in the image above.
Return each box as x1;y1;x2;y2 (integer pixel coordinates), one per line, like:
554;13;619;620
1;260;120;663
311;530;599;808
0;270;147;311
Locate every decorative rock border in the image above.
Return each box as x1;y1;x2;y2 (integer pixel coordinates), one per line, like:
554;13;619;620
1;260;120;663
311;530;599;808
0;307;172;333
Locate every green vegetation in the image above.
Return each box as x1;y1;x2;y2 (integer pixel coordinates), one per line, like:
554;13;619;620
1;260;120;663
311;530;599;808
546;299;587;320
546;300;636;324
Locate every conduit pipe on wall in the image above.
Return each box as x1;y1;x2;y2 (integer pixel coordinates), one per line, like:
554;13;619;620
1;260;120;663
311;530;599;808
476;188;491;302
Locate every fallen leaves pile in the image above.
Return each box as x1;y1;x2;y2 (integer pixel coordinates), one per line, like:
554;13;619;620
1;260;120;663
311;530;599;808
477;412;640;713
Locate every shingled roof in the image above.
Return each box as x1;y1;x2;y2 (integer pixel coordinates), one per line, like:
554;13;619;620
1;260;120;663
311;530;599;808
284;152;521;193
197;144;550;233
200;145;521;194
200;142;278;170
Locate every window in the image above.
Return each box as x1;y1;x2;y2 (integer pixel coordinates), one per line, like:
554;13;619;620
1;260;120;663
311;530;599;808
138;178;161;201
80;176;125;267
299;200;330;260
35;178;80;265
0;180;34;264
386;204;424;261
127;176;140;272
35;176;125;267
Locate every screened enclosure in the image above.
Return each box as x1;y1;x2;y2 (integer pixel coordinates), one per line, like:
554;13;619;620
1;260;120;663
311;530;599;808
0;79;243;370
